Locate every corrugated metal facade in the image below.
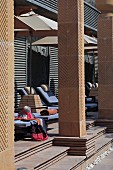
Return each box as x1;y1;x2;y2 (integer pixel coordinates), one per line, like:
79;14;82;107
84;2;100;31
49;47;58;97
30;0;58;12
14;37;28;110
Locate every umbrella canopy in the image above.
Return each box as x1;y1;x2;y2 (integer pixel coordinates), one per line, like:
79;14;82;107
84;34;97;45
32;35;97;47
14;14;58;93
14;14;57;36
32;36;58;47
36;15;57;30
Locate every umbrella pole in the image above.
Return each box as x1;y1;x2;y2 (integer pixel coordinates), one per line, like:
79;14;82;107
29;34;32;94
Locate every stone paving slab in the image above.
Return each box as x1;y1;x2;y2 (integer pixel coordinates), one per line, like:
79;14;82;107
45;155;85;170
14;137;53;156
15;146;69;170
92;151;113;170
95;133;113;151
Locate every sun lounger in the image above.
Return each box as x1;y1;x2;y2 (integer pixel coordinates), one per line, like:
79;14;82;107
14;110;58;137
35;85;58;106
14;112;58;140
17;88;28;97
85;96;98;115
14;112;59;130
14;112;59;122
22;86;59;108
14;119;48;141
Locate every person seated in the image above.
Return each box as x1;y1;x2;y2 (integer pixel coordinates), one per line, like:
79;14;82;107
16;106;48;141
18;106;34;119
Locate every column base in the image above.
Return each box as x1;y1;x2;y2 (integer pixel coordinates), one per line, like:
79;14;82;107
98;109;113;119
53;136;95;157
95;119;113;133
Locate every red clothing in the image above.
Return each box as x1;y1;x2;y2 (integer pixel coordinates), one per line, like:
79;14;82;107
27;112;34;119
18;109;34;119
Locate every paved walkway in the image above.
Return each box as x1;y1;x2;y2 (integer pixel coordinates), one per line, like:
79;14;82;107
92;151;113;170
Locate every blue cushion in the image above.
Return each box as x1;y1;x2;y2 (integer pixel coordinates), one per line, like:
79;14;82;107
14;120;31;127
85;103;97;108
18;88;28;96
36;87;58;104
33;113;59;120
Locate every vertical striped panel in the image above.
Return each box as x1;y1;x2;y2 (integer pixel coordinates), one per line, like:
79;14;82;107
84;2;100;31
27;0;58;11
49;47;58;97
14;37;27;110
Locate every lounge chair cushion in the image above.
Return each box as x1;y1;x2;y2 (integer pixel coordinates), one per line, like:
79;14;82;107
33;113;59;121
85;103;97;108
41;84;50;92
24;86;35;95
18;88;28;96
36;87;58;104
40;109;57;116
85;103;98;112
14;112;59;123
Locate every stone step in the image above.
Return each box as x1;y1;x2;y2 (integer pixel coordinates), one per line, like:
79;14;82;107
85;134;113;170
95;133;113;152
15;146;69;170
95;120;113;133
86;120;95;130
43;133;113;170
45;155;85;170
15;138;53;162
14;123;113;170
53;126;107;157
87;126;107;140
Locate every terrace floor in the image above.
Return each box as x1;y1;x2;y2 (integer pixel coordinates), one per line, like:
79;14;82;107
14;112;113;170
15;112;98;155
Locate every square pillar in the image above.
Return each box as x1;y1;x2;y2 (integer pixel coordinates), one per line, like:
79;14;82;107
98;13;113;119
58;0;86;137
0;0;14;169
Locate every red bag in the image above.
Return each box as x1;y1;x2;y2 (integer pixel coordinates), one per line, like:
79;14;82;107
31;121;48;141
32;133;48;141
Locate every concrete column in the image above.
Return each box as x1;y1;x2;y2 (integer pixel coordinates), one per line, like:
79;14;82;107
0;0;14;169
58;0;86;137
96;0;113;119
